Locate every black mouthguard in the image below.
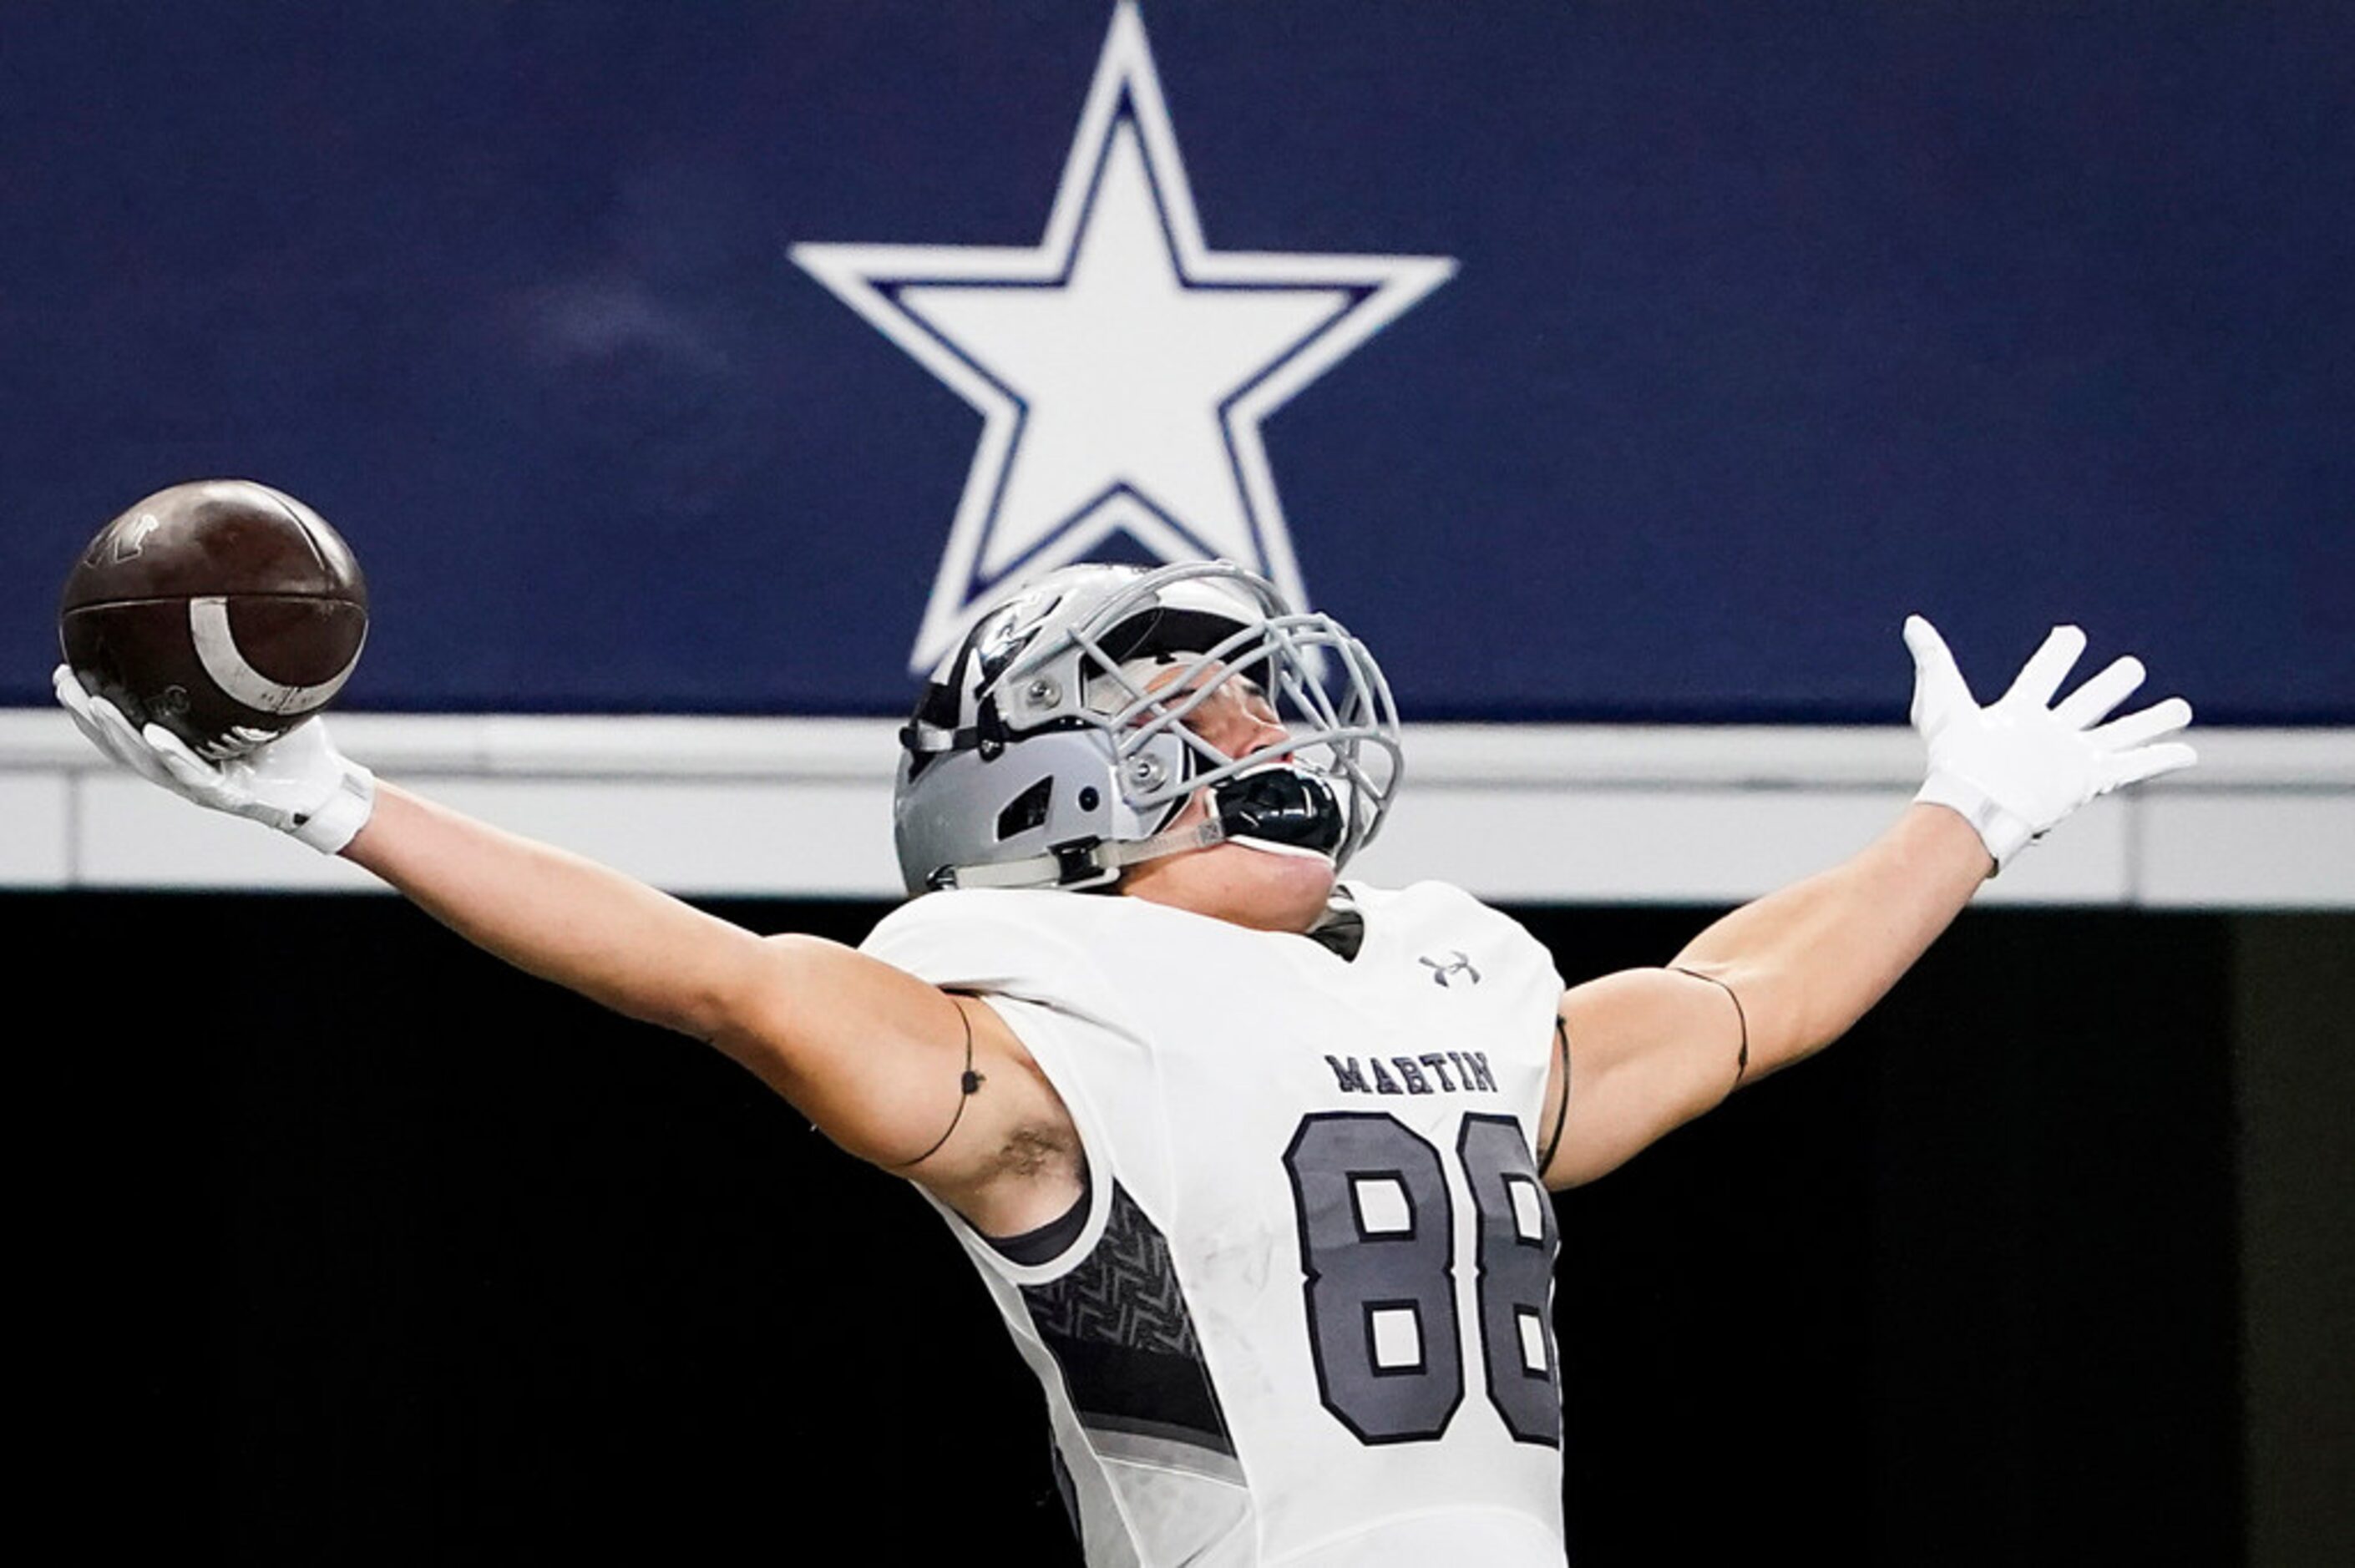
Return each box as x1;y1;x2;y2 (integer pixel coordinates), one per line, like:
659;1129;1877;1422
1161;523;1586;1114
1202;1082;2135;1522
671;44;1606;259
1213;766;1345;855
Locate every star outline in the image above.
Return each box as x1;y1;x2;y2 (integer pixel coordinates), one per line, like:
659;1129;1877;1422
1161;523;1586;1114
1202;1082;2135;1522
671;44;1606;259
792;1;1456;673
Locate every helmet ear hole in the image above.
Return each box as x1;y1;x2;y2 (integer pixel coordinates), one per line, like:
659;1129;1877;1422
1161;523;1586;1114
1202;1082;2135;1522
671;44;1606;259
995;776;1054;841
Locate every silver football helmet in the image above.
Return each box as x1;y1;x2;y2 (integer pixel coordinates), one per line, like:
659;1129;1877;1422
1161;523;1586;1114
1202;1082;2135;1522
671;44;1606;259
894;560;1402;893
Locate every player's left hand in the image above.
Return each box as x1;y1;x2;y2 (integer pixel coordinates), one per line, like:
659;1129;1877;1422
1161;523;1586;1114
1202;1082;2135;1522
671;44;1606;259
1903;617;2195;871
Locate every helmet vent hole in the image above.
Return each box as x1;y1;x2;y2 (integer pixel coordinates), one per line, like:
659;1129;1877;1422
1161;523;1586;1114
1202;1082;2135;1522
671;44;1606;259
1078;787;1101;812
995;777;1054;842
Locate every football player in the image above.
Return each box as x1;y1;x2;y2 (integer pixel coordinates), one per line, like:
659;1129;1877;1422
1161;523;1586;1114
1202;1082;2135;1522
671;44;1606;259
52;561;2194;1566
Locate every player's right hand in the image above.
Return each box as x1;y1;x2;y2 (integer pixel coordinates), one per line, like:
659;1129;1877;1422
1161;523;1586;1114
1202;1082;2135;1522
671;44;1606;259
1902;618;2195;871
53;664;376;853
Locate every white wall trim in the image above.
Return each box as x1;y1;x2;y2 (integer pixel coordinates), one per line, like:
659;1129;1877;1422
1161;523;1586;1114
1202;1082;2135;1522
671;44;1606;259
3;709;2349;906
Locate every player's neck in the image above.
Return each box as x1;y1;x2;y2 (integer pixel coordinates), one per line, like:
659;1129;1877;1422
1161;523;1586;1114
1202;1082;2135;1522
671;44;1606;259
1118;845;1335;934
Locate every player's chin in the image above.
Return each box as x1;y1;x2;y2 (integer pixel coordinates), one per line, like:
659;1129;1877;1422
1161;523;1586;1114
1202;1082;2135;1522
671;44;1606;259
1223;839;1340;931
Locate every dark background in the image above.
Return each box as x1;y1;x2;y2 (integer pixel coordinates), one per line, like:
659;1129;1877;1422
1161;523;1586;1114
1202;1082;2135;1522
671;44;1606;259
31;892;2345;1565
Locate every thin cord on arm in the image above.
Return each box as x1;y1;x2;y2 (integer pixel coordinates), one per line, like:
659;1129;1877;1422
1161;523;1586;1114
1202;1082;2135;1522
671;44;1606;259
1539;1014;1573;1174
1669;967;1750;1088
895;996;984;1169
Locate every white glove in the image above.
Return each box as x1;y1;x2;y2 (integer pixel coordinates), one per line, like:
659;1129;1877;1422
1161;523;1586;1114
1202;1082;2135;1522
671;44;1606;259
53;664;376;853
1905;617;2195;871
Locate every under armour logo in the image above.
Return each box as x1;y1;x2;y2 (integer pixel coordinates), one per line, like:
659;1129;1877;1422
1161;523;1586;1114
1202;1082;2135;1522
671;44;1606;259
1419;950;1481;988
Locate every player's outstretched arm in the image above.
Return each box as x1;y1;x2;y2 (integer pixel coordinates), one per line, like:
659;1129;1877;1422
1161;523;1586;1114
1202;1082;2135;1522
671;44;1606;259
337;781;1073;1205
53;672;1078;1233
1541;619;2195;1188
342;786;1076;1230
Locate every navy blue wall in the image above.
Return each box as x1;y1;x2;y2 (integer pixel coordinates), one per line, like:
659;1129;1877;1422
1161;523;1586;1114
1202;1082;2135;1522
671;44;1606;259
4;3;2347;721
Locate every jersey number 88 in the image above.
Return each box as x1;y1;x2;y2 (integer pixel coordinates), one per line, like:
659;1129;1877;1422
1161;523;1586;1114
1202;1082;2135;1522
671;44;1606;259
1282;1111;1561;1448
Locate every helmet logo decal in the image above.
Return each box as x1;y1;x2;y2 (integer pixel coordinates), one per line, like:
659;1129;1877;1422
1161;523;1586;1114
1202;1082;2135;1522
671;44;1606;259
793;2;1456;675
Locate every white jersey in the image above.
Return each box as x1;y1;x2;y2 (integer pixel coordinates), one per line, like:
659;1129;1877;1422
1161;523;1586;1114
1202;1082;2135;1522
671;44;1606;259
860;881;1569;1567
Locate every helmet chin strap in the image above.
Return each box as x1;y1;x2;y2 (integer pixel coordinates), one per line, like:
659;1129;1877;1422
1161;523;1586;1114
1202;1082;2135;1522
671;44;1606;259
936;817;1229;890
1085;816;1340;879
1112;816;1241;867
934;766;1345;891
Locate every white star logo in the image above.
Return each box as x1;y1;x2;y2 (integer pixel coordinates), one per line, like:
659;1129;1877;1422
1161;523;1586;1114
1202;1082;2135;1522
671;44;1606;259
793;1;1456;674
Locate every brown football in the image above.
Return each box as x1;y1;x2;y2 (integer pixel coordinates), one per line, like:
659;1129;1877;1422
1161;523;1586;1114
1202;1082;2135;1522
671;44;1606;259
58;479;369;758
